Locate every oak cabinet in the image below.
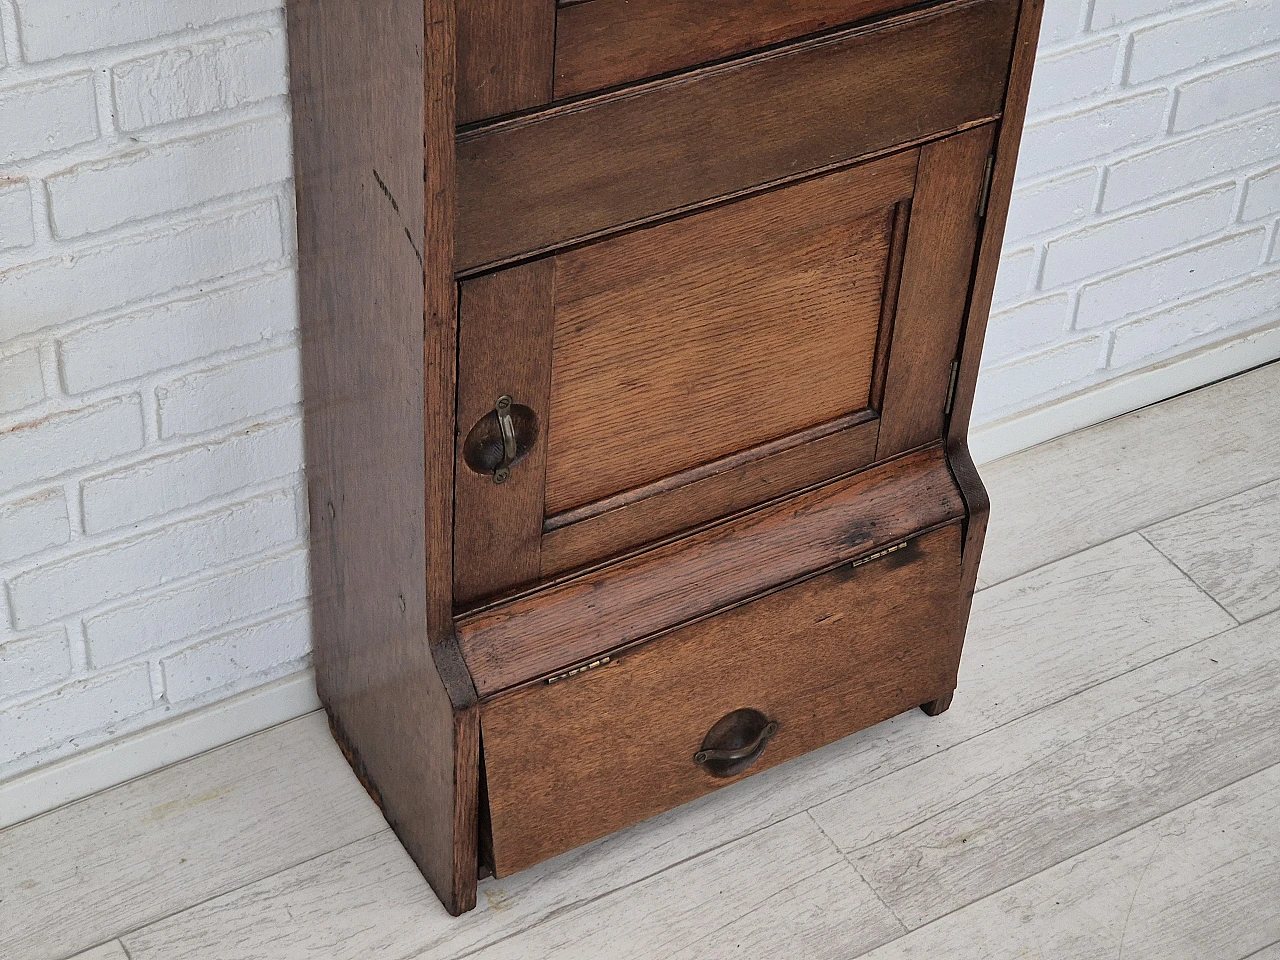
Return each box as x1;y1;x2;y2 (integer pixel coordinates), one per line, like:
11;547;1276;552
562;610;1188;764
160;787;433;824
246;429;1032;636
288;0;1043;915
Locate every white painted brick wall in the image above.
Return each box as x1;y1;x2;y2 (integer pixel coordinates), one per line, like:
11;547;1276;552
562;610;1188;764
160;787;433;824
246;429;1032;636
0;0;1276;782
0;0;306;779
975;0;1280;424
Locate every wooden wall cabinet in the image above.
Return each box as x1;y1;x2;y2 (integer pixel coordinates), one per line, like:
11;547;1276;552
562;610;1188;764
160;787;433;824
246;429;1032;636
287;0;1043;915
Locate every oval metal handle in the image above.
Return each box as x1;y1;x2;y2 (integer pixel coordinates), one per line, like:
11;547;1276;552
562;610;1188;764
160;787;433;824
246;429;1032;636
694;721;778;765
693;709;779;778
461;395;538;484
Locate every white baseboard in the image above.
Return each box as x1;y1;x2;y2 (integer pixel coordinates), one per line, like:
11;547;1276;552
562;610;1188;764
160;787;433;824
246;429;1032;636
969;325;1280;465
4;328;1277;829
0;670;322;829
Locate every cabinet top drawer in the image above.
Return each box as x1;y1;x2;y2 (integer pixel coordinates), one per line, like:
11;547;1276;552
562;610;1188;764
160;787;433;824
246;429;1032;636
555;0;927;100
457;0;1019;271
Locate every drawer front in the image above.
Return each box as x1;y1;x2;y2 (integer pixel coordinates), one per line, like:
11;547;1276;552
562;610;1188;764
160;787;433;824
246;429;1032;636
555;0;921;100
458;446;964;695
456;0;1018;271
454;130;991;607
480;521;965;877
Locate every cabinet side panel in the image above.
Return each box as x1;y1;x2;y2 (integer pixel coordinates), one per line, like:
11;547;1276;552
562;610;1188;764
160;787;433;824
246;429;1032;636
946;0;1043;693
287;0;478;915
949;0;1044;445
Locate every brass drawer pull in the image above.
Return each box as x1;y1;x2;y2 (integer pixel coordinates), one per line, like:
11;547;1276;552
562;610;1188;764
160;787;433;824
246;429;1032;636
694;709;779;778
494;396;518;484
462;395;539;484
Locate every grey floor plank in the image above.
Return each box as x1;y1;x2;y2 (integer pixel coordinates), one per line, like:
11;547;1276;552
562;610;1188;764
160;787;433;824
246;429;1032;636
105;529;1231;960
465;815;901;960
979;361;1280;588
811;608;1280;930
7;366;1277;960
0;714;385;960
1144;477;1280;622
960;533;1235;731
67;945;130;960
124;813;904;960
851;761;1280;960
122;831;453;960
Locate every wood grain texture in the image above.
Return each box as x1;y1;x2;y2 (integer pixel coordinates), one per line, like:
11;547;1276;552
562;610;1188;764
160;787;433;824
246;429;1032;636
540;414;881;578
454;261;556;605
470;816;905;959
815;606;1280;930
288;0;478;914
73;478;1241;960
481;523;963;876
455;0;555;125
457;445;965;696
683;765;1280;960
813;536;1239;853
68;944;130;960
121;832;455;960
979;361;1280;587
876;124;995;458
0;715;383;959
870;199;912;410
851;763;1280;959
456;0;1019;271
1144;477;1280;622
555;0;925;99
963;533;1234;727
947;0;1044;453
544;152;916;513
116;820;894;960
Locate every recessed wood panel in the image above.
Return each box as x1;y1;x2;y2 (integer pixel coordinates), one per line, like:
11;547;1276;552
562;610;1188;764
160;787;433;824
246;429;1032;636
456;0;1019;271
543;154;917;515
555;0;923;99
481;521;964;876
538;413;881;578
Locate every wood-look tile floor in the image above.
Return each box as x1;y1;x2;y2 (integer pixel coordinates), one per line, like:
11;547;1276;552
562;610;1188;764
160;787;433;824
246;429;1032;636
5;361;1280;960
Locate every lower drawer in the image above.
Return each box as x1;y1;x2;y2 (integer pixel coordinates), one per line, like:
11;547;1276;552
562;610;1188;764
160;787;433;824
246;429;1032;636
479;521;965;877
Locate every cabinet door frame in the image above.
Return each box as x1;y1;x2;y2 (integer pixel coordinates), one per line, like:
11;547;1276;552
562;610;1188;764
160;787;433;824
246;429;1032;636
452;125;994;607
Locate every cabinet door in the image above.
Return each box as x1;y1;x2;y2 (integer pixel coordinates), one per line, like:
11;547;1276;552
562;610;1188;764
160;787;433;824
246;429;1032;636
453;125;993;606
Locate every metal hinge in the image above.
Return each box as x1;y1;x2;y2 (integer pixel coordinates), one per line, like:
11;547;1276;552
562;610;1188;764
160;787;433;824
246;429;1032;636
545;655;612;685
977;154;996;221
944;359;961;415
849;540;910;571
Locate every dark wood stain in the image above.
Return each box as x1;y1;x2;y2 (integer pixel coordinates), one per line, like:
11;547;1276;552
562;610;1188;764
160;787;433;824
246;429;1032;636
539;413;882;579
287;0;477;915
481;522;965;876
456;0;1020;271
456;0;556;124
544;154;915;514
453;261;556;606
457;446;965;697
290;0;1042;911
555;0;932;99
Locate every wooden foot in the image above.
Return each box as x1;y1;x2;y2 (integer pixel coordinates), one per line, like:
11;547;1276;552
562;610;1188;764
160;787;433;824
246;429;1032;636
920;691;955;717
